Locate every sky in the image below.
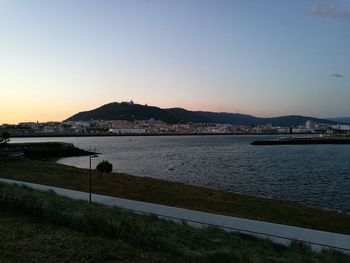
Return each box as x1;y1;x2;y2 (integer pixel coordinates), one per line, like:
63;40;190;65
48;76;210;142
0;0;349;124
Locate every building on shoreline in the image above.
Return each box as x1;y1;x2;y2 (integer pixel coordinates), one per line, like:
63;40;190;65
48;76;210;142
1;119;348;136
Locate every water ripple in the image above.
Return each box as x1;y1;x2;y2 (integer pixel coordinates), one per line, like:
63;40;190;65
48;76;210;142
13;135;350;212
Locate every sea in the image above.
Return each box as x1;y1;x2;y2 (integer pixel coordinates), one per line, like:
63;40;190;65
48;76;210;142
12;135;350;212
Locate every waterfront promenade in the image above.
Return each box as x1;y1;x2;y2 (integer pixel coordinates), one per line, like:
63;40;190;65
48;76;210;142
1;177;349;255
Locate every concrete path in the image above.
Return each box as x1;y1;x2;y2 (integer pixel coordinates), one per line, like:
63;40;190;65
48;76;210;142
1;177;350;255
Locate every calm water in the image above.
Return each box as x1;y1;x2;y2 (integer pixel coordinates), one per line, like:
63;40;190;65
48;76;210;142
12;135;350;212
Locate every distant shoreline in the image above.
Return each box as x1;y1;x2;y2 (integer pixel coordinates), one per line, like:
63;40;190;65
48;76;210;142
251;137;350;145
10;132;319;138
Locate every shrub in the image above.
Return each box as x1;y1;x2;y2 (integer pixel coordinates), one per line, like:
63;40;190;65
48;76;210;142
96;160;113;177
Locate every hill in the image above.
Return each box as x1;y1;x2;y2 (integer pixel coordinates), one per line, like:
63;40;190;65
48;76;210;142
168;109;337;126
66;102;339;126
328;117;350;124
66;102;178;124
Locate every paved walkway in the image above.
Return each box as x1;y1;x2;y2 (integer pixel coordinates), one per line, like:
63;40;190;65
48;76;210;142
1;177;350;254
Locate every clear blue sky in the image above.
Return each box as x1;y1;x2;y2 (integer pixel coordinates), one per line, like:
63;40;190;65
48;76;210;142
1;0;349;123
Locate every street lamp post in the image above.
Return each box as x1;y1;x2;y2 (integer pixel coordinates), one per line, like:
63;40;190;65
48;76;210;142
89;148;98;206
89;154;92;205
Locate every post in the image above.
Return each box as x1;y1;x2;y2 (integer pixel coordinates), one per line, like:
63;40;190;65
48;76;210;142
89;154;92;206
88;147;98;206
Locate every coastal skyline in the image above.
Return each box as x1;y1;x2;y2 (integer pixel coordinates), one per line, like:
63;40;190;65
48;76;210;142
1;0;350;124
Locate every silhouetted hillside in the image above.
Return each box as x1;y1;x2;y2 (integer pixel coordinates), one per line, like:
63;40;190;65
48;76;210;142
66;102;178;123
165;108;209;123
167;109;337;126
66;102;339;126
194;111;261;125
328;117;350;124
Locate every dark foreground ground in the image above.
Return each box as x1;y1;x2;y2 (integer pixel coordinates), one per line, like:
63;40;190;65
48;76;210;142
0;183;349;263
1;157;350;235
0;212;167;263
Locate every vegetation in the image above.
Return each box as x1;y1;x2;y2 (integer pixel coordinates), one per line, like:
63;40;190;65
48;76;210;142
0;212;166;263
1;157;350;235
0;142;92;159
96;160;113;177
66;102;179;124
0;182;349;262
0;132;10;144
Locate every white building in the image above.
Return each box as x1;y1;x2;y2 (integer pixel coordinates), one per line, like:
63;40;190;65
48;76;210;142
332;124;350;131
305;120;317;130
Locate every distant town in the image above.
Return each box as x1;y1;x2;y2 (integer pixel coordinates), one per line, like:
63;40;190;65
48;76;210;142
1;119;350;137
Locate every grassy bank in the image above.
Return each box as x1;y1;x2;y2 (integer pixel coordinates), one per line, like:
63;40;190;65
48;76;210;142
0;212;167;263
1;157;350;235
0;182;348;262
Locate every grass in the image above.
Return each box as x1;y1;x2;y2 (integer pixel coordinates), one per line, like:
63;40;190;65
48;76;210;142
0;182;349;263
1;157;350;235
0;212;167;263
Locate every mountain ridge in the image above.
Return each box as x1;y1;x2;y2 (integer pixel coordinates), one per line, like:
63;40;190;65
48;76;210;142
328;117;350;124
66;102;339;126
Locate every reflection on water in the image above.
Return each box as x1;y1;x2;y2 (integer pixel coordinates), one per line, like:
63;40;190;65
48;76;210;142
12;135;350;212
